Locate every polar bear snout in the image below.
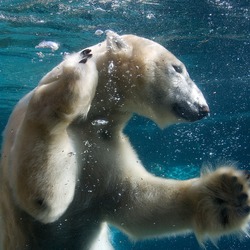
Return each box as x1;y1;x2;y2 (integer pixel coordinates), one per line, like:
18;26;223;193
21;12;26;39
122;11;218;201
197;104;210;119
172;101;210;122
169;76;210;122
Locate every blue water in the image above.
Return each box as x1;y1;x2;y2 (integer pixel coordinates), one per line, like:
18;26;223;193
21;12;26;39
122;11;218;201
0;0;249;249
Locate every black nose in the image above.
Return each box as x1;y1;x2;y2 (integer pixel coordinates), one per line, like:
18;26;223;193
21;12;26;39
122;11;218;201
198;104;210;119
172;102;210;122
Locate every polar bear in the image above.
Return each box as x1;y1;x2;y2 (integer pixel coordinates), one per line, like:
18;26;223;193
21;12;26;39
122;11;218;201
0;31;249;250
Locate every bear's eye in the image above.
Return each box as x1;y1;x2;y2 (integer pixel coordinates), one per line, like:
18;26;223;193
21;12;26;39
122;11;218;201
172;65;183;74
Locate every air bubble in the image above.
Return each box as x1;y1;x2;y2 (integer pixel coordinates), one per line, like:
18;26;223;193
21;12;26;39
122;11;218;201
108;61;114;74
146;13;155;19
95;29;104;36
91;119;109;126
68;152;76;157
35;41;60;51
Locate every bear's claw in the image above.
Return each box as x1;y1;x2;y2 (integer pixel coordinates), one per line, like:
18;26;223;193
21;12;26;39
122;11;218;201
79;49;93;64
198;167;250;233
243;170;250;180
213;169;250;227
80;49;91;56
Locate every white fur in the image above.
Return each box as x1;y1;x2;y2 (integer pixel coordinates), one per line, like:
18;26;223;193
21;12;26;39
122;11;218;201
0;31;249;249
89;223;114;250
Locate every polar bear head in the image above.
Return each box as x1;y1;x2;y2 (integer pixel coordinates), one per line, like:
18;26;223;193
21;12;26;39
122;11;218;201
86;31;209;127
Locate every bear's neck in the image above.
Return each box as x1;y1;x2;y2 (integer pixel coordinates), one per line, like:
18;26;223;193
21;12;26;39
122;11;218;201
70;102;132;139
70;54;136;136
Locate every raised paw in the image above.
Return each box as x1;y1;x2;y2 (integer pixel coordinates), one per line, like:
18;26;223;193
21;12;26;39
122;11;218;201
193;166;250;239
27;49;97;126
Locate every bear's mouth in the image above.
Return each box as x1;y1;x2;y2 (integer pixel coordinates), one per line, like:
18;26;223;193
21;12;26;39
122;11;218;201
172;102;210;122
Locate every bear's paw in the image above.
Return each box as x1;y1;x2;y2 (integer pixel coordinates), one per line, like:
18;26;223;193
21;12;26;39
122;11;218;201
193;166;250;241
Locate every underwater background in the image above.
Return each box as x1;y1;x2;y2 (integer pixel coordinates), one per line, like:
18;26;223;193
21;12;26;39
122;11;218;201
0;0;249;249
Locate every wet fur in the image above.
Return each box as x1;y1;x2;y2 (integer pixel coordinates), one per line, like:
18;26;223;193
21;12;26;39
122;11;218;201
0;32;249;249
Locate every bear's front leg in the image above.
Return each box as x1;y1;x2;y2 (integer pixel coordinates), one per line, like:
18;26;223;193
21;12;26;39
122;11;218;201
191;166;250;242
8;50;98;223
106;166;250;245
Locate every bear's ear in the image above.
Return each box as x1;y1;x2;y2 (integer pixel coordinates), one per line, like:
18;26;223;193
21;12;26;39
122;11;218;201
105;30;129;53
